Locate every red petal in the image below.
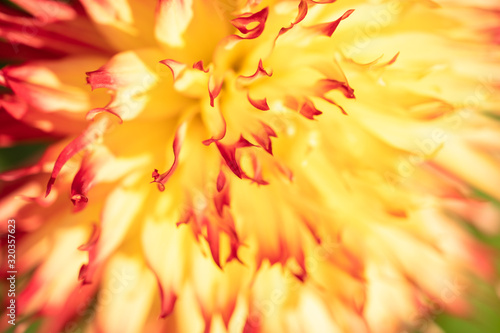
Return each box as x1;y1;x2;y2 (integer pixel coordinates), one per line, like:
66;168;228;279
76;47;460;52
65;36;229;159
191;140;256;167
46;118;109;197
151;122;187;191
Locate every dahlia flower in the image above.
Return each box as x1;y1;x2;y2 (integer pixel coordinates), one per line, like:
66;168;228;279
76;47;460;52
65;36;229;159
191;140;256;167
1;0;500;332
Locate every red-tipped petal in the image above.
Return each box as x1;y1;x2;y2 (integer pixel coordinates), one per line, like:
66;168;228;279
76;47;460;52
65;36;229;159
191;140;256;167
386;52;400;66
46;117;109;197
307;9;354;37
159;59;187;82
243;154;269;185
247;93;270;111
252;122;276;154
206;220;221;269
71;148;110;212
78;224;101;251
214;185;231;217
216;136;254;178
208;74;223;107
150;267;178;318
294;0;309;25
217;169;227;192
231;7;269;39
238;59;272;85
193;60;209;73
202;111;227;146
86;107;123;124
151;122;188;191
86;69;117;90
300;98;323;119
315;79;355;99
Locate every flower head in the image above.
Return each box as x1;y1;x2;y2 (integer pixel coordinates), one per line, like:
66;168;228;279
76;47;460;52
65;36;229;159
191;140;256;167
1;0;500;332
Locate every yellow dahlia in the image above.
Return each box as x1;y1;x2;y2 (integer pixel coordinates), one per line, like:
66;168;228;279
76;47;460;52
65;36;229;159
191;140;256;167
1;0;500;332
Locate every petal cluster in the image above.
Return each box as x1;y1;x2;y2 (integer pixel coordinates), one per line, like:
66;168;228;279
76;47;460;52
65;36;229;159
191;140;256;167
1;0;500;332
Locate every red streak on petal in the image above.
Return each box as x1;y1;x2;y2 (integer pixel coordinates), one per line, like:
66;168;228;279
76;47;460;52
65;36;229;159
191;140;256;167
78;224;101;251
295;0;309;24
206;220;221;269
247;93;269;111
231;7;269;39
214;184;230;216
301;218;322;244
153;270;178;318
78;223;100;284
277;162;294;181
71;150;110;212
202;106;227;145
86;107;123;124
238;59;272;86
159;59;187;81
86;69;118;90
315;79;355;99
386;52;400;66
46;118;108;197
151;122;187;191
193;60;209;73
226;237;244;265
243;154;268;185
277;0;308;37
144;257;179;319
307;9;354;37
208;74;223;107
217;169;226;192
286;96;323;119
176;209;193;227
300;98;323;120
252;121;276;155
216;136;254;178
322;96;348;115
